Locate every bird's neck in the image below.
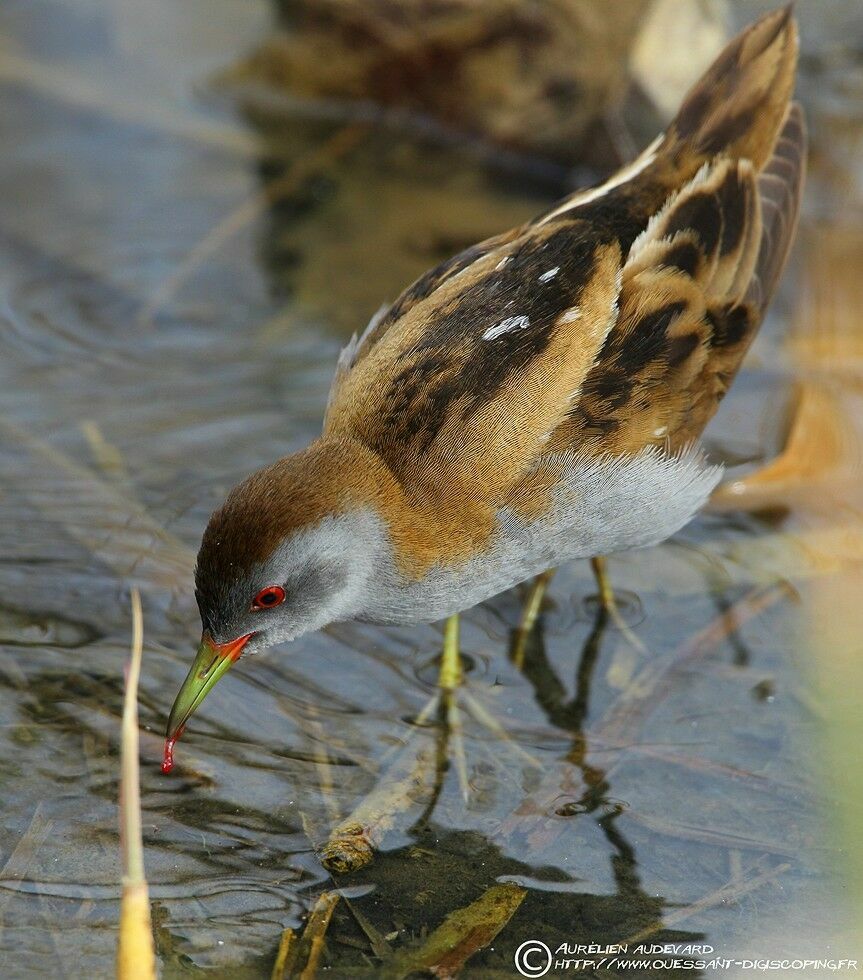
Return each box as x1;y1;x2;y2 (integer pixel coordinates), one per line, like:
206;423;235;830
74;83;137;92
310;436;496;581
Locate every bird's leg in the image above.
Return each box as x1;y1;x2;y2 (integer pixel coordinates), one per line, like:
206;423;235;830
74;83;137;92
408;614;462;731
511;570;556;669
407;614;463;734
436;612;542;800
436;613;469;799
590;556;647;654
520;570;556;634
439;613;463;691
590;556;615;612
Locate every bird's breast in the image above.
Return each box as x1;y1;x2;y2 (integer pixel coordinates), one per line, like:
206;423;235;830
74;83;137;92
361;446;722;625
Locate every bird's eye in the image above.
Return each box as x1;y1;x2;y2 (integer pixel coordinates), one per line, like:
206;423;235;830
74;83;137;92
252;585;286;610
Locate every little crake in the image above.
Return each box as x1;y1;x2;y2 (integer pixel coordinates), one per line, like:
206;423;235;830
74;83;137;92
165;7;806;769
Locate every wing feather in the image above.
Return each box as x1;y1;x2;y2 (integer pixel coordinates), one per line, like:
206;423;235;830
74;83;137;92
324;230;520;416
746;103;807;312
545;102;806;457
325;220;622;497
324;11;805;511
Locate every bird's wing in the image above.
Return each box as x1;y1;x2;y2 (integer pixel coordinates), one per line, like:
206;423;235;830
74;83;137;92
544;102;807;460
325;7;804;502
324;229;517;419
746;102;807;314
324;218;624;497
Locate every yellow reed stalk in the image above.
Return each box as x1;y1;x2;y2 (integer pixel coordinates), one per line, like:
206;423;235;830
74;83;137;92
117;587;157;980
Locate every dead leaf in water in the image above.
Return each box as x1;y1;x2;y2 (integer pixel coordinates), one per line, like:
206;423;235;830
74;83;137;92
382;881;526;980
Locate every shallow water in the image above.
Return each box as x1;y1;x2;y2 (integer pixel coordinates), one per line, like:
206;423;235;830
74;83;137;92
1;2;862;977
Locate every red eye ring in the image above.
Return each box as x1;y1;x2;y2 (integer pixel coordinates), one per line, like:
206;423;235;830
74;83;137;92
252;585;286;610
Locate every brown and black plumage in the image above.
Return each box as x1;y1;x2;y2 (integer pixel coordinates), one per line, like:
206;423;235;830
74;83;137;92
326;4;804;496
166;8;806;759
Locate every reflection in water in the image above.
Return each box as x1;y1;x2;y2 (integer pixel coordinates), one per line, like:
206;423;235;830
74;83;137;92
342;608;706;975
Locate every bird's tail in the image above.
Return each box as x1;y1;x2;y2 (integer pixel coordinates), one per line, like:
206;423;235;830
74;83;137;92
659;4;799;173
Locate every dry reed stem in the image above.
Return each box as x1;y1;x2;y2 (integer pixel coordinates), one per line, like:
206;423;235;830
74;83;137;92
596;582;793;746
270;892;339;979
341;895;393;961
382;881;526;979
625;859;791;945
0;416;193;590
270;927;296;980
117;587;156;979
0;804;54;951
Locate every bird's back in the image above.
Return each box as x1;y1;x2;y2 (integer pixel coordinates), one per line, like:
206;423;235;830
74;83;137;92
324;6;806;518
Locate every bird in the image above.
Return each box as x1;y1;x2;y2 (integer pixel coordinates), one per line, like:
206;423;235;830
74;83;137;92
163;6;806;773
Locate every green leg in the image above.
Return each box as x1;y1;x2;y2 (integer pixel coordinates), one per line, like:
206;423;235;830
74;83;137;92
439;613;462;691
512;570;556;668
520;570;556;634
437;613;468;798
590;556;647;654
590;556;615;612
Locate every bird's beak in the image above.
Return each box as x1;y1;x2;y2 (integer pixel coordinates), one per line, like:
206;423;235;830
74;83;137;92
162;631;253;772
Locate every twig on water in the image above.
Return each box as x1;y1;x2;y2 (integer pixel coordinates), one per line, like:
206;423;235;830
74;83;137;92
624;858;791;945
272;891;340;979
320;722;440;874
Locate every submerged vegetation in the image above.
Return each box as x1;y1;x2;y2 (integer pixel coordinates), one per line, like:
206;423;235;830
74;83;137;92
0;0;862;977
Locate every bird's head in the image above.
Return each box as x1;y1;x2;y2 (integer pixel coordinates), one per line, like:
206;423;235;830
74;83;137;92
164;438;395;765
